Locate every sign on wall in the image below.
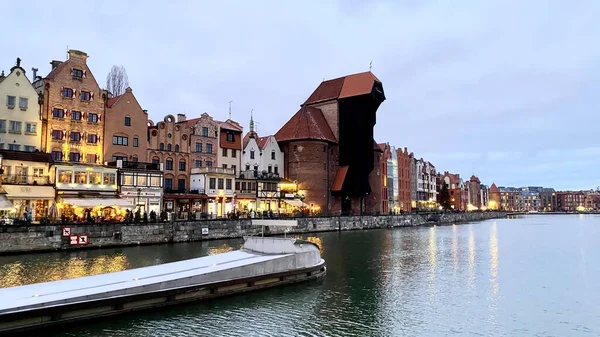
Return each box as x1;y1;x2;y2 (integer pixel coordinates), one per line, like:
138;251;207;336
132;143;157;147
62;227;71;237
201;228;209;235
78;235;88;245
69;235;78;245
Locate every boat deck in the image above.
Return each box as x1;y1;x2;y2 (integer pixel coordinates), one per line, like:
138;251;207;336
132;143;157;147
0;250;291;314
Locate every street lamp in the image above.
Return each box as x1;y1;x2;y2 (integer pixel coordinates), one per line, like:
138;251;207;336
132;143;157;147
137;188;141;212
276;186;281;217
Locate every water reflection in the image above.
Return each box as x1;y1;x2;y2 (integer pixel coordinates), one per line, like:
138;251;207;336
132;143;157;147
489;222;499;295
428;226;437;294
452;224;458;275
468;226;476;290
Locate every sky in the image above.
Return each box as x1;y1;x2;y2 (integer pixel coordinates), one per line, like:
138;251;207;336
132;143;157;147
3;0;599;191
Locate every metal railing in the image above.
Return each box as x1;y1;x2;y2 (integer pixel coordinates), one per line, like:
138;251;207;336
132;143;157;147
1;175;50;185
191;167;235;175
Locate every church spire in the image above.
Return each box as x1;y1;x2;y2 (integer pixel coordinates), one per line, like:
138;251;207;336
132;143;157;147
249;109;255;133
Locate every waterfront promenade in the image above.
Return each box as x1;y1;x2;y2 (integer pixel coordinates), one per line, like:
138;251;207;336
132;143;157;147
0;212;507;254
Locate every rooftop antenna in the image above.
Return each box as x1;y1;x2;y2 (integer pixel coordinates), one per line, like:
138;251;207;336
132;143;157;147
228;101;233;119
369;61;373;71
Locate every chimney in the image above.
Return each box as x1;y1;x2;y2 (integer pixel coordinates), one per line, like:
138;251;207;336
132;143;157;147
177;113;186;122
67;49;88;61
32;67;38;79
50;60;62;70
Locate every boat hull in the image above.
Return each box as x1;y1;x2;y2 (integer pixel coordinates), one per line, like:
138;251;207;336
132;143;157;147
0;261;326;335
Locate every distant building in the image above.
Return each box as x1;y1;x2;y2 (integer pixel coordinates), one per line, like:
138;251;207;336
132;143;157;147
415;159;437;209
388;145;399;212
0;58;41;152
466;175;482;209
396;147;412;212
519;188;540;211
498;187;519;211
489;183;501;210
539;188;557;212
378;143;390;214
556;191;585;212
584;191;600;211
480;184;490;209
107;160;164;214
440;171;465;210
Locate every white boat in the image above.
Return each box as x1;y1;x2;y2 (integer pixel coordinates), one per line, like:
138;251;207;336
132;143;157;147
0;221;326;335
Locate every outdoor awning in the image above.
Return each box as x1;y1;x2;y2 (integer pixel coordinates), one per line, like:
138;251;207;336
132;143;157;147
283;199;308;208
331;166;349;192
2;185;55;199
0;195;13;210
61;198;135;208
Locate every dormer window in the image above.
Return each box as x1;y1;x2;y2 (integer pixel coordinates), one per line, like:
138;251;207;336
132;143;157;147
227;132;234;142
71;68;84;79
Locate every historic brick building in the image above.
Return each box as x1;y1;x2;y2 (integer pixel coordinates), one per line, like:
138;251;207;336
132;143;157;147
466;175;482;209
378;143;390;214
440;171;466;210
396;147;412;212
489;183;501;210
555;191;585;212
104;87;148;162
275;71;385;215
36;50;105;163
186;112;219;169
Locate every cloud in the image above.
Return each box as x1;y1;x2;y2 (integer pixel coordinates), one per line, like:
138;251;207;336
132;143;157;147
2;0;599;190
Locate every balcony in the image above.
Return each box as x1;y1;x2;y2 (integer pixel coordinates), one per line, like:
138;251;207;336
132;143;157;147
237;170;280;180
191;167;235;175
1;175;50;185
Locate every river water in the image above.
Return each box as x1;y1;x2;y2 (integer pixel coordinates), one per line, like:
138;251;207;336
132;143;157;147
1;215;599;336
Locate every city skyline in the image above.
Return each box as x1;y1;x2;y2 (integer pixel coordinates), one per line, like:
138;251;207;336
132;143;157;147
2;0;599;190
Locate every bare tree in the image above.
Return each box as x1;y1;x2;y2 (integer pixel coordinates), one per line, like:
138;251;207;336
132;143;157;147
106;65;129;96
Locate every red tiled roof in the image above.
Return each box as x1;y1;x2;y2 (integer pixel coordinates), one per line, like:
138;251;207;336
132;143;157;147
107;94;123;108
303;71;381;105
331;166;349;192
275;106;337;143
490;183;499;193
243;131;257;149
256;136;270;150
217;119;243;132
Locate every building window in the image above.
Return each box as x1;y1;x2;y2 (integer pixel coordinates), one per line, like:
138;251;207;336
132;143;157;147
62;88;73;98
52;108;65;118
86;134;97;143
209;178;216;189
19;97;28;109
133;137;139;147
132;155;138;162
88;113;98;123
165;178;173;190
250;150;255;159
179;160;186;170
51;130;64;140
124;116;131;126
69;152;81;162
113;136;128;146
152;157;160;165
268;165;272;173
24;145;35;152
0;120;5;132
206;160;212;167
206;144;213;154
226;133;234;142
72;68;83;78
274;166;279;175
202;127;209;137
51;151;63;161
150;175;161;187
222;148;228;157
178;179;186;191
175;144;179;152
222;164;228;169
58;170;72;183
217;178;224;190
254;164;258;172
226;179;232;190
195;142;202;152
8;144;20;151
9;121;21;133
6;95;15;108
167;144;172;152
195;160;202;167
245;164;250;171
70;132;81;142
87;154;97;163
25;123;36;134
80;91;91;101
71;110;82;120
271;151;275;160
231;165;236;174
159;143;164;150
166;159;173;170
231;149;236;158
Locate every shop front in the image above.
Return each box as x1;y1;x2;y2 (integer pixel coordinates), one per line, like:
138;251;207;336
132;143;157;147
120;187;163;215
164;193;207;220
1;185;56;222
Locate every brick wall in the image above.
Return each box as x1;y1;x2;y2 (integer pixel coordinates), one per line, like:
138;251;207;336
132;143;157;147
366;150;383;213
397;148;412;211
147;115;191;190
42;50;105;163
310;101;339;141
104;88;149;162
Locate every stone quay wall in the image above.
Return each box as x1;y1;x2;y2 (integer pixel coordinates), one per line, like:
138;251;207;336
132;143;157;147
0;212;507;255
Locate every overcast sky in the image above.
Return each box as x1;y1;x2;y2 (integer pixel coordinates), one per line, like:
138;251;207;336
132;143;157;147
3;1;599;190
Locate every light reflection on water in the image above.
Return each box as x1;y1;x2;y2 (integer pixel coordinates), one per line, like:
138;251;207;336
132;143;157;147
0;215;599;337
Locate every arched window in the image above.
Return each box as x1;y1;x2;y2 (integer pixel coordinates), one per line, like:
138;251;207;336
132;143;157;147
152;156;160;165
167;143;172;152
268;165;273;173
271;150;276;160
159;143;164;151
179;159;186;171
132;155;138;162
175;144;179;152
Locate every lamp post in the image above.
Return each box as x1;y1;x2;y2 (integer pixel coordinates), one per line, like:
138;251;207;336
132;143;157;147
137;188;141;212
276;186;281;217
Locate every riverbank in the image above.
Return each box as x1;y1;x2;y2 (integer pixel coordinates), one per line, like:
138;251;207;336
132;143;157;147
0;212;507;255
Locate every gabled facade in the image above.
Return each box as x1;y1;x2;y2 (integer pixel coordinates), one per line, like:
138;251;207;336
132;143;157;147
0;58;41;152
440;171;465;210
104;87;148;162
36;50;105;164
397;147;412;212
489;183;501;210
466;175;482;209
187;112;218;169
276;71;385;215
217;119;243;174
